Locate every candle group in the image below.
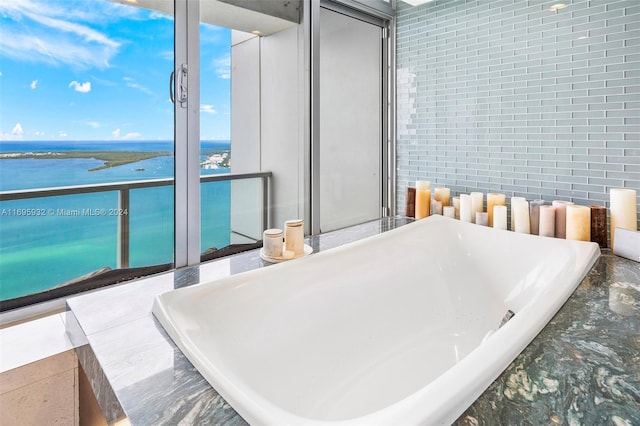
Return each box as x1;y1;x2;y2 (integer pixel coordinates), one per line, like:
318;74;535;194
405;184;638;251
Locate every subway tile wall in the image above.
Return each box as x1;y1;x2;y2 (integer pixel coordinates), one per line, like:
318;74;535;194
396;0;640;228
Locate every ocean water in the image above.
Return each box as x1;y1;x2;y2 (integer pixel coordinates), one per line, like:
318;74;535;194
0;141;231;300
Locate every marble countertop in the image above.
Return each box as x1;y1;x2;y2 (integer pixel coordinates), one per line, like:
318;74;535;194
65;217;640;425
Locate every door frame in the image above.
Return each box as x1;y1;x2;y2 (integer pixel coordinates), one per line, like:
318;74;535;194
174;0;201;267
308;0;395;235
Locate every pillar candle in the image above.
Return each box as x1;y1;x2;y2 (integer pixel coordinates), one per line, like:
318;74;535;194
552;200;573;239
493;205;507;230
262;228;283;258
452;197;461;219
529;200;545;235
405;187;416;218
431;200;443;215
460;194;472;223
610;188;638;249
539;205;556;237
443;206;455;218
471;192;484;224
284;219;304;255
434;187;451;207
590;205;607;248
566;205;591;242
513;200;531;234
510;197;525;231
476;212;489;226
487;193;506;228
415;181;431;220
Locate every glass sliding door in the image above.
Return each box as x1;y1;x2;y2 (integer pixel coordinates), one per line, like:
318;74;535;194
318;6;384;232
0;0;175;305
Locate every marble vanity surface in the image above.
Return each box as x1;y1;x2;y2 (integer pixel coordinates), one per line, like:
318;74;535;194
65;217;640;425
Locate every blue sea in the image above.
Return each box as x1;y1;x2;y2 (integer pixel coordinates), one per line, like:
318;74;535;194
0;140;231;301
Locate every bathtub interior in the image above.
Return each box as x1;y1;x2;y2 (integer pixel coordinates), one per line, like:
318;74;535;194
153;216;599;423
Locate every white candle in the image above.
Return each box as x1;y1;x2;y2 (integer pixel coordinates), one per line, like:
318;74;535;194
452;197;460;219
471;192;484;224
610;188;638;248
284;219;304;255
493;205;507;230
434;187;451;207
262;228;283;258
529;200;545;235
460;194;472;223
476;212;488;226
566;205;591;242
487;193;506;228
443;206;455;218
513;200;531;234
539;205;556;237
510;197;525;231
415;180;431;220
431;200;443;215
552;200;573;239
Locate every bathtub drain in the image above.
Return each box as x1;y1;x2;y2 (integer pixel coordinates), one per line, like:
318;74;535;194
499;310;515;328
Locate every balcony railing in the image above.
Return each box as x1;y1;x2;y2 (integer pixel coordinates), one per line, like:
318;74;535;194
0;172;272;269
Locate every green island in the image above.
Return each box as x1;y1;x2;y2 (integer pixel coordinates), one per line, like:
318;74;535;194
0;151;172;171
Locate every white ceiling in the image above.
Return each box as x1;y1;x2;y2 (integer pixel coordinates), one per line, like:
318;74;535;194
110;0;299;36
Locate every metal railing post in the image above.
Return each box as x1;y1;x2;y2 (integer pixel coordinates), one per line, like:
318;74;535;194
262;174;270;230
117;188;130;269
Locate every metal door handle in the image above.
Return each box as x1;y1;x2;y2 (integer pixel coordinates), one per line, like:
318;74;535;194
169;71;175;103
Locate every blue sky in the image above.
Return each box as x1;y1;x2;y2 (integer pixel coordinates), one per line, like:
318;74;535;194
0;0;231;141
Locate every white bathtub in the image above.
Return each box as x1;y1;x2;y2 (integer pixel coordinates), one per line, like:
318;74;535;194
153;215;600;425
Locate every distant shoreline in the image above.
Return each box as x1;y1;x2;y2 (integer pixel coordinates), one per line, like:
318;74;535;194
0;151;172;171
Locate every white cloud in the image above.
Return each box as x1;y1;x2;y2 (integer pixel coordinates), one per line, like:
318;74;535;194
213;54;231;79
69;81;91;93
123;77;154;96
84;120;100;128
30;79;38;89
0;0;121;70
11;123;24;135
120;132;142;140
200;104;217;114
111;128;142;140
58;131;68;137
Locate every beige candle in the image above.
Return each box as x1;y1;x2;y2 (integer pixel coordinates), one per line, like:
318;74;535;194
529;200;545;235
452;196;461;219
471;192;484;224
476;212;489;226
262;228;284;258
493;205;507;230
539;205;556;237
487;193;506;228
415;181;431;220
566;205;591;242
513;200;531;234
434;187;451;207
431;200;443;215
552;200;574;239
460;194;472;223
610;188;638;248
443;206;455;218
284;219;304;255
510;197;525;231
